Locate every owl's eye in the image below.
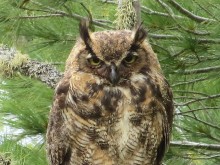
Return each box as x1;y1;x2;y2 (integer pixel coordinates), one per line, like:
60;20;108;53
87;56;102;66
123;53;138;64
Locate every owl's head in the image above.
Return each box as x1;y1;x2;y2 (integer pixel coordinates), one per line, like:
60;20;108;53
66;20;161;86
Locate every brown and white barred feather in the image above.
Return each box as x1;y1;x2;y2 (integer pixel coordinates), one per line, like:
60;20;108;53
46;20;174;165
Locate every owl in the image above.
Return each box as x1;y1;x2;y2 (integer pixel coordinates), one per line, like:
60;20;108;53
46;20;174;165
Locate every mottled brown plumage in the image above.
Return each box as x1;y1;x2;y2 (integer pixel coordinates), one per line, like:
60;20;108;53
46;20;174;165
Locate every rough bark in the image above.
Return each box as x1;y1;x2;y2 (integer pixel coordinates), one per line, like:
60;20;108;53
0;154;11;165
20;60;63;88
0;45;62;88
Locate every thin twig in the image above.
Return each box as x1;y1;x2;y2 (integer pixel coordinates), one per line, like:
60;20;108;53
170;141;220;151
182;114;220;130
168;0;216;23
184;29;211;36
176;107;220;115
155;0;215;36
171;77;208;87
174;66;220;75
150;43;171;55
175;153;220;160
172;48;187;58
175;96;197;100
172;124;220;143
197;38;220;44
20;1;113;29
141;5;183;19
155;0;182;29
156;0;174;15
173;90;210;97
80;2;93;22
176;94;220;106
193;0;220;22
103;0;184;19
16;14;66;19
148;33;180;40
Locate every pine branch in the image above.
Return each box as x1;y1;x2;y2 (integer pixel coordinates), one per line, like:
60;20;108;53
103;0;184;19
174;90;211;97
175;93;220;106
174;66;220;75
181;114;220;131
168;0;216;23
156;0;175;15
141;5;183;19
171;77;209;87
19;1;113;29
197;38;220;44
180;154;220;160
155;0;187;33
175;106;220;115
149;34;220;44
16;13;67;19
20;60;63;88
154;0;216;37
148;33;180;40
193;0;220;22
0;45;62;88
170;141;220;151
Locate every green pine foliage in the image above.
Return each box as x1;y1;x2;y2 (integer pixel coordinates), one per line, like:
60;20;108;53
0;138;47;165
0;76;53;140
0;0;220;164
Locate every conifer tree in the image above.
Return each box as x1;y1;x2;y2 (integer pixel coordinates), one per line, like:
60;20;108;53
0;0;220;164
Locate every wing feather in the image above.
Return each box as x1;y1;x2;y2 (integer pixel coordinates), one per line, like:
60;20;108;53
46;78;71;165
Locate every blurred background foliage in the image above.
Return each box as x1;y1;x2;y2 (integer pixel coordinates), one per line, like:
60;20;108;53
0;0;220;164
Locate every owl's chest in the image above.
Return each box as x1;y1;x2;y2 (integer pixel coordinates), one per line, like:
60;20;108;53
77;85;138;124
67;72;153;122
66;76;159;136
63;80;164;164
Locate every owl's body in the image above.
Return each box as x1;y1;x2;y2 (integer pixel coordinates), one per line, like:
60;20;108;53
46;21;173;165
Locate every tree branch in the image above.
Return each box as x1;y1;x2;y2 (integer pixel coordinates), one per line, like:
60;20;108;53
148;34;220;44
148;33;180;40
0;45;62;88
156;0;174;15
171;77;209;87
20;60;63;88
141;5;183;19
168;0;216;23
170;141;220;151
103;0;184;19
181;114;220;131
174;66;220;75
173;90;210;97
180;154;220;160
19;1;113;29
175;94;220;106
193;0;220;22
15;1;220;46
16;13;69;19
175;107;220;115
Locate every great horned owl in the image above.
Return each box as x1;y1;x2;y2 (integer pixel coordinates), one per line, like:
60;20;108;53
46;20;174;165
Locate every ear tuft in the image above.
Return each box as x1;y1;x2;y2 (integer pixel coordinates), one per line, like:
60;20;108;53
79;19;91;48
132;23;147;46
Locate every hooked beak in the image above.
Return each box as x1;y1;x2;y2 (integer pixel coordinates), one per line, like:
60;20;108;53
109;63;120;85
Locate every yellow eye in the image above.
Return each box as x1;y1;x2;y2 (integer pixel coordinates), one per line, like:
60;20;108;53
123;54;138;64
87;56;102;66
